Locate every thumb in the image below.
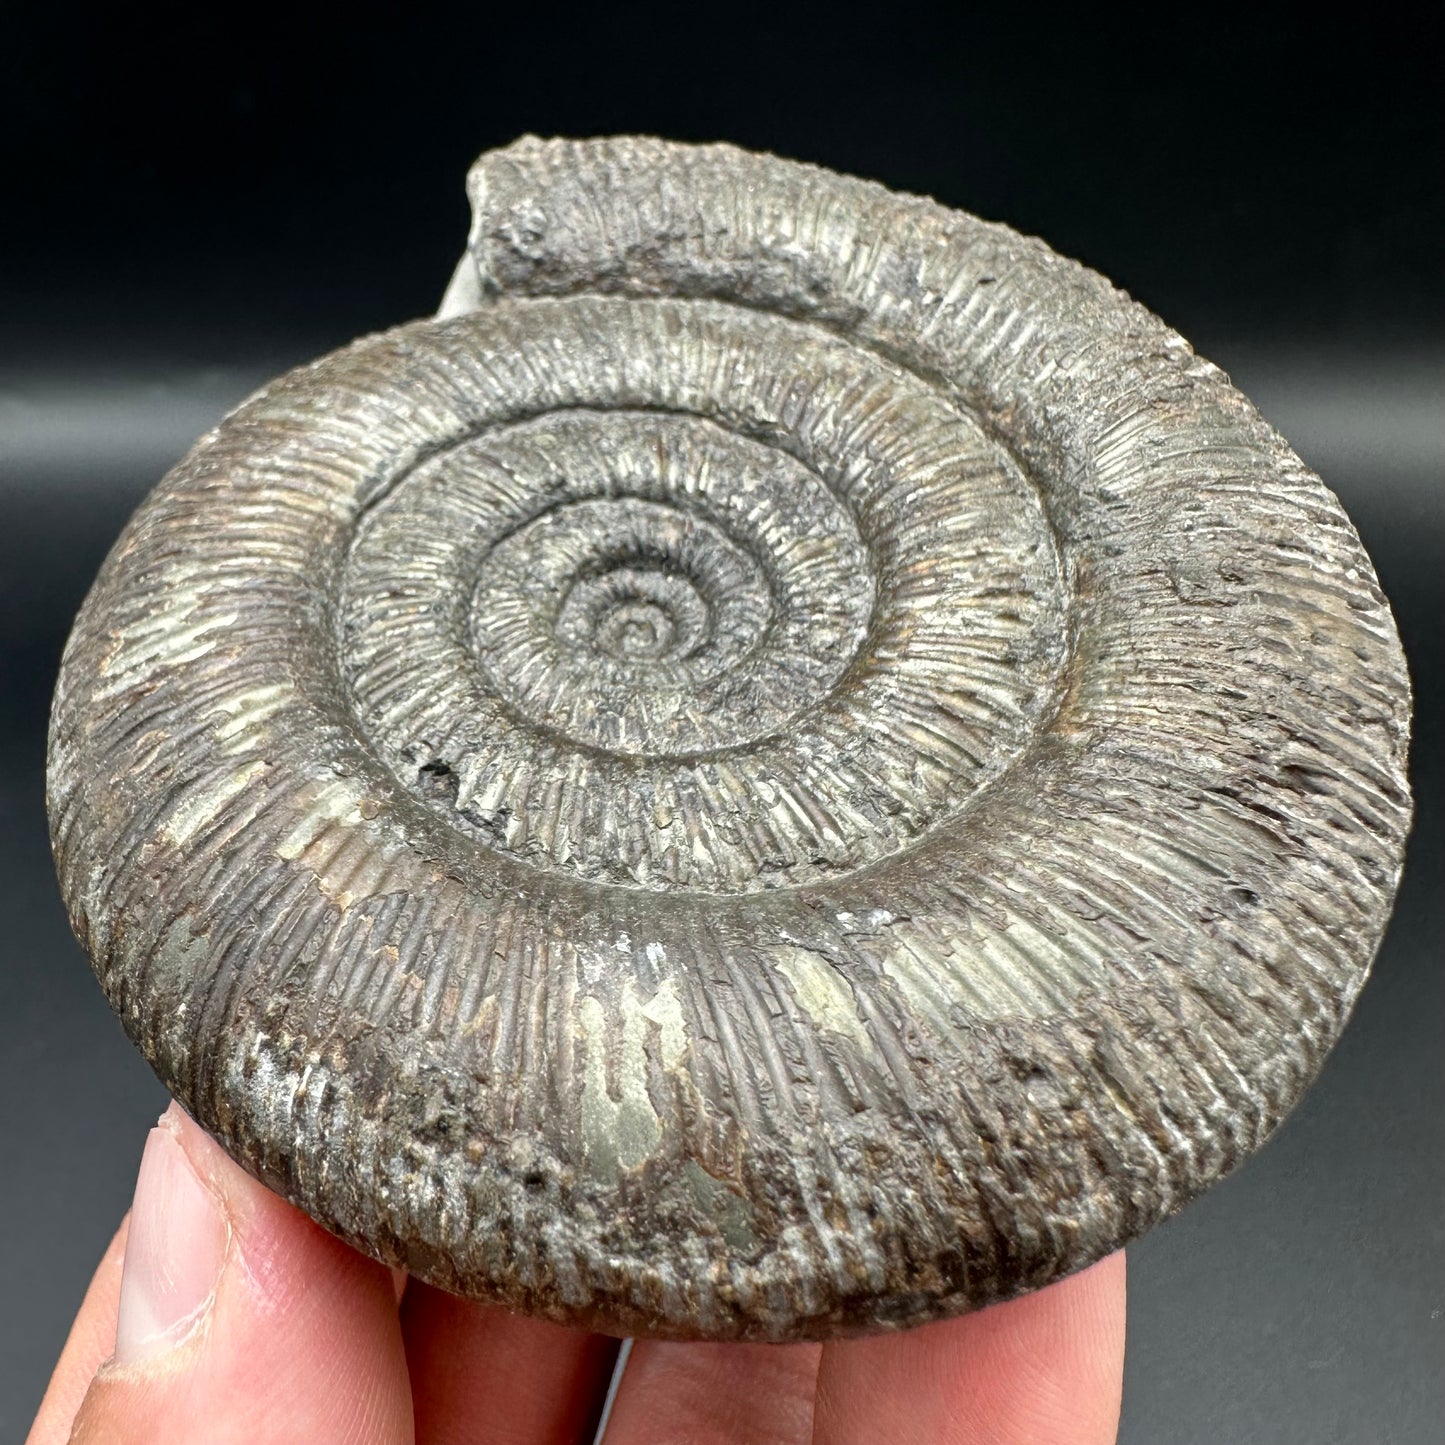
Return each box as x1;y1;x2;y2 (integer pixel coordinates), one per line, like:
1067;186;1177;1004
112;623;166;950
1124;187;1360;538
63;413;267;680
62;1103;413;1445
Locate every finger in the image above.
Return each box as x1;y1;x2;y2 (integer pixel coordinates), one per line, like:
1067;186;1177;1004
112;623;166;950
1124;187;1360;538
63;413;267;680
601;1339;822;1445
58;1102;415;1445
25;1220;129;1445
814;1251;1127;1445
401;1283;618;1445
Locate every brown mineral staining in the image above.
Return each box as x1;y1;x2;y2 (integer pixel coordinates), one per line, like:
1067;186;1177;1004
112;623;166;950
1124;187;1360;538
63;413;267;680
48;136;1411;1340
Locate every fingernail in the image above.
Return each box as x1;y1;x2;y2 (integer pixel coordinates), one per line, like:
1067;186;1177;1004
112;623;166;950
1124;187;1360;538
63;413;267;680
112;1104;229;1365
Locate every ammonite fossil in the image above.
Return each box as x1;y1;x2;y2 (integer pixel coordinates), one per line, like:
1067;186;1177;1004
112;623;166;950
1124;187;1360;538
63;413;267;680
48;136;1412;1341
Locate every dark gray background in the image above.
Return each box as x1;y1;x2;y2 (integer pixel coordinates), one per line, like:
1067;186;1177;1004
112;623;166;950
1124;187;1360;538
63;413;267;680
3;7;1440;1441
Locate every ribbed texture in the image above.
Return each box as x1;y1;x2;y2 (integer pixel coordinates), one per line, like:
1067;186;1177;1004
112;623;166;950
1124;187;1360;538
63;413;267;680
48;136;1410;1340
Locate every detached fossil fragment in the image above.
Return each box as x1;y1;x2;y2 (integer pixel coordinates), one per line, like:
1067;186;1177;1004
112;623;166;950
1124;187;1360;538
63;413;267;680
48;136;1411;1341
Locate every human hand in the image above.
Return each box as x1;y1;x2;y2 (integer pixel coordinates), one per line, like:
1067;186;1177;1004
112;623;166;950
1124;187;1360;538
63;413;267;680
28;1103;1125;1444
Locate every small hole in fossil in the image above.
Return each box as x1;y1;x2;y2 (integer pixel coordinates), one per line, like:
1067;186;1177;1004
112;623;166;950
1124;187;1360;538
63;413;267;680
417;759;458;801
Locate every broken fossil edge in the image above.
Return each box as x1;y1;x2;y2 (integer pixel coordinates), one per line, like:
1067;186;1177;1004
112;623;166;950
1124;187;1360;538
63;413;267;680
47;136;1412;1341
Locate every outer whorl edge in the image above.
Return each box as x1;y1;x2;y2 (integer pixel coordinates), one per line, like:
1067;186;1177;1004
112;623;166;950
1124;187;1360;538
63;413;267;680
47;136;1412;1340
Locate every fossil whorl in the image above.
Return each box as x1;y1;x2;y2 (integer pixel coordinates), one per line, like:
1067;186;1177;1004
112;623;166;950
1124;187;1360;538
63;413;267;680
48;136;1411;1341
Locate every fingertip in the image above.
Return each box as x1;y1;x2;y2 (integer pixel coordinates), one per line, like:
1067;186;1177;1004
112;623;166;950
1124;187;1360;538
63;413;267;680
61;1102;414;1445
111;1109;229;1366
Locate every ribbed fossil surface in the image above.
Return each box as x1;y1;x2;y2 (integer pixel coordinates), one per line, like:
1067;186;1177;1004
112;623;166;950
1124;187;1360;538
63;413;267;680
48;136;1411;1340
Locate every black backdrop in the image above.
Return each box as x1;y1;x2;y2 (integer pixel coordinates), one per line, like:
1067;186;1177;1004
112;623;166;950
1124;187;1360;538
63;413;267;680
3;7;1440;1441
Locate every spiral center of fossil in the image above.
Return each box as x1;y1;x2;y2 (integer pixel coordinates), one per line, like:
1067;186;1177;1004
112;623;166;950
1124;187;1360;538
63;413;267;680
593;594;673;659
559;565;703;662
338;303;1068;892
469;493;777;737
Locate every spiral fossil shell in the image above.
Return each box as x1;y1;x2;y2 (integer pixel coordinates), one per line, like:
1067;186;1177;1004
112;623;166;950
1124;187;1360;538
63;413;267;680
48;136;1411;1340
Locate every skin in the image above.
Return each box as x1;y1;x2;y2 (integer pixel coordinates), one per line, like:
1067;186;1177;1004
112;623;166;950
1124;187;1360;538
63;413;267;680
28;1105;1126;1445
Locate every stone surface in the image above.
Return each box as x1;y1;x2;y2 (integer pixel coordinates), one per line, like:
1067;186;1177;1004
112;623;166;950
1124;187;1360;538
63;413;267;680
47;136;1412;1340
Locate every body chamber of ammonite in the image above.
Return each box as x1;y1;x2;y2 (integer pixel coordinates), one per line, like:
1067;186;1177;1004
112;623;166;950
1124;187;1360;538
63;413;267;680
48;136;1411;1341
